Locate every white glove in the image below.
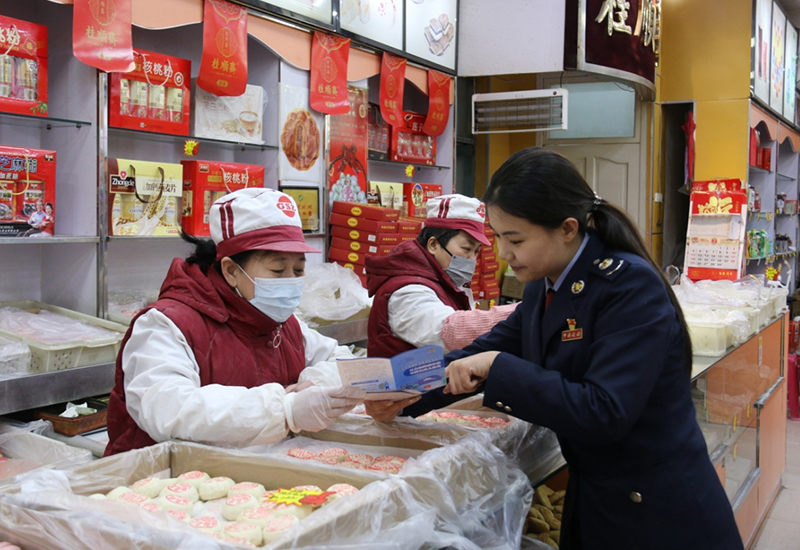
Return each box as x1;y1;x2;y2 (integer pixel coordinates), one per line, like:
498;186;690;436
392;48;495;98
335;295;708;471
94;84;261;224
283;385;367;433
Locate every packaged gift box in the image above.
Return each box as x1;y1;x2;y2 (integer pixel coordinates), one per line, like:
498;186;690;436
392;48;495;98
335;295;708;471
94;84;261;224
109;49;191;136
0;145;56;237
181;160;265;237
0;15;48;117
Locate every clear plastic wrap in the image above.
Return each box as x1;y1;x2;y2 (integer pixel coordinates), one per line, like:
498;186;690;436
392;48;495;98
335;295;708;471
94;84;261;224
296;263;372;326
0;333;31;376
0;307;119;345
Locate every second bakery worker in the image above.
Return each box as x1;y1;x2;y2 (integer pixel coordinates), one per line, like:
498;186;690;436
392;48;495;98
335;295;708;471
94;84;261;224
105;188;365;456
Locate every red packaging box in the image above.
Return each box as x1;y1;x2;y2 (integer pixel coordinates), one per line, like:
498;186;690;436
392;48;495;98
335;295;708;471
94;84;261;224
109;48;191;135
181;160;265;236
330;236;380;255
481;260;500;274
398;217;423;234
329;246;368;266
402;182;442;217
332;201;400;220
330;225;408;245
377;244;395;255
391;112;436;165
0;16;48;117
481;252;497;263
333;260;367;276
329;212;397;233
0;146;57;237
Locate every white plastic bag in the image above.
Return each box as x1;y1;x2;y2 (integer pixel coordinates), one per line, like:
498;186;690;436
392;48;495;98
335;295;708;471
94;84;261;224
297;263;371;325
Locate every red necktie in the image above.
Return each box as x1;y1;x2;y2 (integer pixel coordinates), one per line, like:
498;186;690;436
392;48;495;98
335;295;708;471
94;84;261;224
545;288;556;310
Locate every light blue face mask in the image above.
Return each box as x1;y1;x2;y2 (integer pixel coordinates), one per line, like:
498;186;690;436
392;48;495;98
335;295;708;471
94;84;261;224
443;248;477;289
237;265;305;323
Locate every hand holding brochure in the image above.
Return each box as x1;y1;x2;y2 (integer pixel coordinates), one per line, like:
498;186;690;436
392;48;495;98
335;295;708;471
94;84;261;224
337;345;446;401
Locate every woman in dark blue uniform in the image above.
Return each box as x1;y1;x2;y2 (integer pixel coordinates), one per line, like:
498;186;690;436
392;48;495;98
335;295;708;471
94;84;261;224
444;147;743;550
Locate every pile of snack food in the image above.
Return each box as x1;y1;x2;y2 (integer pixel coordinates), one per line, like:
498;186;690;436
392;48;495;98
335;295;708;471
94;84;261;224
525;483;564;548
90;470;359;546
414;410;511;429
287;447;407;474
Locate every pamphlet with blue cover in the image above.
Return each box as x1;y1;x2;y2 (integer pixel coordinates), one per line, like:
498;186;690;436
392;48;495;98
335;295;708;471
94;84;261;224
336;345;446;401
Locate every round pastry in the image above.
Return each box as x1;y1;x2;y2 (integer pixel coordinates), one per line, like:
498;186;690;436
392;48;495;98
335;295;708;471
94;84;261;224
292;485;322;493
271;503;314;520
160;482;199;503
461;414;484;426
318;447;348;462
324;483;359;503
116;491;150;506
88;493;109;500
237;505;277;527
482;416;510;429
156;494;194;514
139;501;162;513
188;515;223;535
338;461;367;470
262;514;299;544
199;476;236;501
369;462;400;474
415;411;439;422
222;521;263;546
314;456;342;466
129;477;169;498
222;492;260;521
106;486;134;500
177;470;211;489
435;411;461;423
346;454;374;467
228;481;266;498
287;448;317;460
374;455;407;464
166;509;191;522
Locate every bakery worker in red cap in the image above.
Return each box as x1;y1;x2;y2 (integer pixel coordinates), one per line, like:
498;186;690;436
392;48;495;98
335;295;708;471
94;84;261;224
364;194;517;422
105;188;365;456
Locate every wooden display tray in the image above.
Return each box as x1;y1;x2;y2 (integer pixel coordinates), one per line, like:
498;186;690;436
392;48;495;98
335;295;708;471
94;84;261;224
35;398;108;436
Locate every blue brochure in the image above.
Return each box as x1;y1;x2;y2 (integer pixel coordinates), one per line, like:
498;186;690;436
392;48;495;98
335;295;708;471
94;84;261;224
336;345;446;401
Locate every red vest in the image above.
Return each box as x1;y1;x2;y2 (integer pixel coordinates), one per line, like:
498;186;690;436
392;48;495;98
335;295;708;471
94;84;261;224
105;260;306;456
366;240;471;358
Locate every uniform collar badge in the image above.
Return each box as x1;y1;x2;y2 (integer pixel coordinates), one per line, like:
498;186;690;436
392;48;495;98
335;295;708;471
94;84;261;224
571;280;585;294
562;318;583;341
599;258;613;270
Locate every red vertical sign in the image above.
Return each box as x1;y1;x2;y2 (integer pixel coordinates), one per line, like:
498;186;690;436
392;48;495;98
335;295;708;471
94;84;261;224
422;70;451;137
380;52;406;128
72;0;135;73
310;31;351;115
197;0;248;97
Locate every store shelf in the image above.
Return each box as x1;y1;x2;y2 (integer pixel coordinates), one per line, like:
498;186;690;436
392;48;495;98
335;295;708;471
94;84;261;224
748;164;771;175
0;111;91;130
776;173;796;182
107;236;183;242
0;363;115;416
0;236;99;245
368;150;450;170
109;126;278;151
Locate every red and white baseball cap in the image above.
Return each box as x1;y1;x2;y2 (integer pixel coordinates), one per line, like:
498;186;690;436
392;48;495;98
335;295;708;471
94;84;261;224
210;188;320;260
424;194;491;246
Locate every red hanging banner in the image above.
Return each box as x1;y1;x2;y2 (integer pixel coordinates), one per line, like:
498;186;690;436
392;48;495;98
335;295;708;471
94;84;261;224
422;70;451;137
379;52;406;128
197;0;248;97
310;31;350;115
72;0;135;73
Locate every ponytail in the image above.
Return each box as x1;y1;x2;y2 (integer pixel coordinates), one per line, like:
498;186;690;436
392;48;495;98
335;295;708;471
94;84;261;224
485;147;693;369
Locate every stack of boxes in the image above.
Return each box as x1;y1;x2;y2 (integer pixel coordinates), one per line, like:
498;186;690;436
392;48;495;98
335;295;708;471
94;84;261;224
328;201;415;287
471;225;501;305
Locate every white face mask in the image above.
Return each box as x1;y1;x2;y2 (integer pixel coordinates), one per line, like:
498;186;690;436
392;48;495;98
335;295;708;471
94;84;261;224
237;265;305;323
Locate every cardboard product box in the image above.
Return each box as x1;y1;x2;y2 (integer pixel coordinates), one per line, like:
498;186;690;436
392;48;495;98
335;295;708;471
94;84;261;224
330;225;407;245
0;146;56;237
367;181;403;210
108;158;183;237
332;200;400;221
401;182;442;218
367;103;389;159
180;160;265;236
191;82;265;145
0;15;48;117
328;246;368;266
390;112;436;165
0;441;432;549
329;212;397;234
0;428;92;487
501;272;525;300
109;49;191;135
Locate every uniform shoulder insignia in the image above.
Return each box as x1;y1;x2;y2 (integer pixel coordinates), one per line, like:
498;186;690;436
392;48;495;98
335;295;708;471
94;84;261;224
590;256;628;280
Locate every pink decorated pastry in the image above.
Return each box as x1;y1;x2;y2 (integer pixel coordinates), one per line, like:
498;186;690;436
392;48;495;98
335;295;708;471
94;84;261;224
482;416;510;428
177;470;210;488
287;448;317;460
116;491;150;506
318;447;349;462
228;481;266;498
461;414;485;425
166;509;191;522
188;515;223;534
156;494;194;514
237;505;277;526
222;521;263;546
129;477;169;498
324;483;359;503
222;492;260;521
292;485;322;492
369;462;400;474
435;411;461;423
314;456;342;466
415;411;439;421
374;455;407;465
139;501;162;513
346;454;374;466
199;476;236;501
159;482;199;503
261;514;299;544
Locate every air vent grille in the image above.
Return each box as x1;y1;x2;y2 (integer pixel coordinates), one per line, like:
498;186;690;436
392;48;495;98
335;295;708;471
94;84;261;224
472;89;568;134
